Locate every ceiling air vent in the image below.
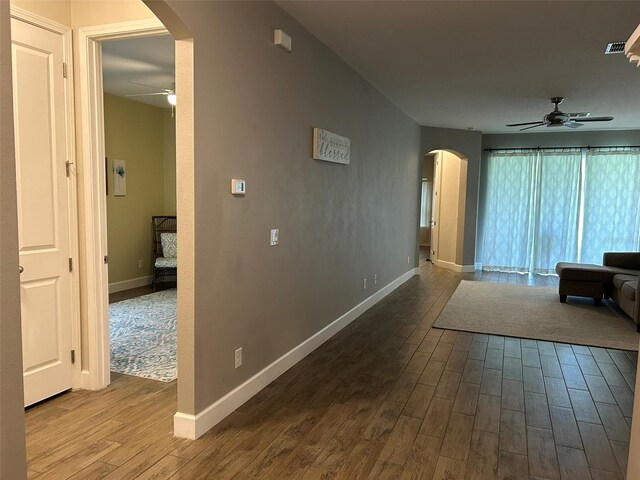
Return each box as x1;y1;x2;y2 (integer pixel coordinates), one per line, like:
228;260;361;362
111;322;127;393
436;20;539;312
605;42;626;54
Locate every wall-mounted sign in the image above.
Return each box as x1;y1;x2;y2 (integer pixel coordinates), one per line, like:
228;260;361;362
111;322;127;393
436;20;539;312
312;128;351;165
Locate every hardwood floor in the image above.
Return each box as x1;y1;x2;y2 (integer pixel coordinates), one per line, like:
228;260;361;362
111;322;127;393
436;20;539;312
26;263;636;479
109;285;154;304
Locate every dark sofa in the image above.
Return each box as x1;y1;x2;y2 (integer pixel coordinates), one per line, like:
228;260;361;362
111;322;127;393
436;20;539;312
556;252;640;331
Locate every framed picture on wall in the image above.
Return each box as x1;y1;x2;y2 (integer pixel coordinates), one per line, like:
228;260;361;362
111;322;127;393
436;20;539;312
113;159;127;196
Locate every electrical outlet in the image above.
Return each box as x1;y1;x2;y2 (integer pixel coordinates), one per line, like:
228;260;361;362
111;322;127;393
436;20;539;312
270;228;279;246
374;274;377;285
138;259;143;269
235;347;242;369
363;278;367;290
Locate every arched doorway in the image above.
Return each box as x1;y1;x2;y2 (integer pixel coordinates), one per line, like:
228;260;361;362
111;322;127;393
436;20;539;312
421;149;471;272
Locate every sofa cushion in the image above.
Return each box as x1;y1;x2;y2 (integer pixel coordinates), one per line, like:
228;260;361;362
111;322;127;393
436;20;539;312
612;274;639;290
622;281;636;301
556;263;618;283
607;267;640;277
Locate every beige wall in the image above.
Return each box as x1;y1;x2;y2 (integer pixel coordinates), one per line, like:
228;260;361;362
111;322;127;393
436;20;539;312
436;151;461;265
104;94;168;284
163;108;176;215
0;1;27;477
11;0;70;25
161;0;421;413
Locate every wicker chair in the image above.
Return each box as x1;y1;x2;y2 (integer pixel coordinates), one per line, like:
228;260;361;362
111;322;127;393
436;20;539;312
152;216;177;292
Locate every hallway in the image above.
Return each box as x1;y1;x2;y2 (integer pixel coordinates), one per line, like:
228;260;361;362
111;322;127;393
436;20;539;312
25;263;634;478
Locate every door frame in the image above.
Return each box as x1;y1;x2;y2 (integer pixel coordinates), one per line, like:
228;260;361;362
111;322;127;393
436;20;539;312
77;18;169;390
431;152;441;265
10;6;83;390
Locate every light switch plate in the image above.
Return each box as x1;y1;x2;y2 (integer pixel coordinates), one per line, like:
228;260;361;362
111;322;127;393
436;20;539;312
231;179;246;195
270;228;279;246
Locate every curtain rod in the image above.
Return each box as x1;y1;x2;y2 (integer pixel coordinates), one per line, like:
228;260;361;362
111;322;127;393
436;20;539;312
484;145;640;152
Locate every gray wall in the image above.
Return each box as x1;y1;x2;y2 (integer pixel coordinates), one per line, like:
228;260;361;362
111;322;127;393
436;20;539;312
420;126;482;267
163;1;421;412
0;0;27;477
478;130;640;260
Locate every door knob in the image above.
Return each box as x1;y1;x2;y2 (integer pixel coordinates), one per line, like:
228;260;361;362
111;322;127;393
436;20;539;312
19;265;24;273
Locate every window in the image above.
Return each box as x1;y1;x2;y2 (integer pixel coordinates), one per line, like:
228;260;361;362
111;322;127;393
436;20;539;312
480;148;640;273
420;179;432;228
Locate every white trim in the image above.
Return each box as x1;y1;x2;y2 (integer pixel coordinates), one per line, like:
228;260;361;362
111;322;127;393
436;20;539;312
475;262;483;271
10;6;68;33
10;7;83;391
434;259;475;273
174;268;417;440
77;18;167;391
108;275;153;294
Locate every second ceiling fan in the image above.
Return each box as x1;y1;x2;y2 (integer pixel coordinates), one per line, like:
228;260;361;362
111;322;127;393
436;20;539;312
506;97;613;131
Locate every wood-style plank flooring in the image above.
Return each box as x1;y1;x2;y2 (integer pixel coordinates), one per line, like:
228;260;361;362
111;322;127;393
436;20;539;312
26;261;636;479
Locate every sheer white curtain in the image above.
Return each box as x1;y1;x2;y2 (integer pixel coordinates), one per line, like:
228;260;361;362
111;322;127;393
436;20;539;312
420;180;432;227
481;148;640;273
531;153;582;274
481;152;538;272
580;151;640;264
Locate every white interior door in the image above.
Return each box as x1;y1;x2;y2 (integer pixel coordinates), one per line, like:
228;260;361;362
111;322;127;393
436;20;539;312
12;17;74;407
431;153;441;263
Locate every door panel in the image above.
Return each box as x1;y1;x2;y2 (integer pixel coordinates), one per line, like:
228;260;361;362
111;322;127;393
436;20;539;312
12;18;74;407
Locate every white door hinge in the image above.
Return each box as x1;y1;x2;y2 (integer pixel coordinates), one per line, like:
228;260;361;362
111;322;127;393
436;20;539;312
65;161;73;177
63;62;67;78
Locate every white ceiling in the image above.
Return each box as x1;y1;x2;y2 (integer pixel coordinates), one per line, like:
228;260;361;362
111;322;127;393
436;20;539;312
102;34;174;109
277;1;640;134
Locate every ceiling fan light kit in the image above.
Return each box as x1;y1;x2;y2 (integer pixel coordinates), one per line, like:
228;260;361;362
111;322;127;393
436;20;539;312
506;97;614;132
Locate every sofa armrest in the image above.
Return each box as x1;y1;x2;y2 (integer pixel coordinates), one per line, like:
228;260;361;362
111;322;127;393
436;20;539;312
602;252;640;270
636;277;640;325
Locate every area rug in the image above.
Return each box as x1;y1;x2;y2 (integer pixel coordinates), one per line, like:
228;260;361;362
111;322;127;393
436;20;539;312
109;288;177;381
433;281;638;351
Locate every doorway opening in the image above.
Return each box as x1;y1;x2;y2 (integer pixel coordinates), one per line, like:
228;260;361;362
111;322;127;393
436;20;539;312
419;153;435;264
101;34;178;383
420;149;468;272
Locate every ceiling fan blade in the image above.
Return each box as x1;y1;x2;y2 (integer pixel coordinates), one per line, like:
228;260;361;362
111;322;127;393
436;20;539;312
563;122;583;129
125;92;169;97
506;121;544;127
518;123;545;131
572;116;614;122
125;80;168;91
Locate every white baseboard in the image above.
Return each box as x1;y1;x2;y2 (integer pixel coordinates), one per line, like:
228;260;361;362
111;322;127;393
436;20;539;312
108;275;152;294
173;268;418;440
475;262;483;271
434;259;475;273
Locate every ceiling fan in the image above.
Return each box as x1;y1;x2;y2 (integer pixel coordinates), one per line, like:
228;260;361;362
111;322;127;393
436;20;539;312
125;81;176;106
506;97;613;131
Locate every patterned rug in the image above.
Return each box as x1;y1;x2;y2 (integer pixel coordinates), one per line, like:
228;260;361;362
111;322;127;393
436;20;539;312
434;281;638;351
109;288;177;382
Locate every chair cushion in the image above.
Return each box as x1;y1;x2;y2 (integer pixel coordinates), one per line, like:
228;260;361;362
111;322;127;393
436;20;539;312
622;281;636;301
155;257;177;268
160;232;177;258
612;274;639;290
